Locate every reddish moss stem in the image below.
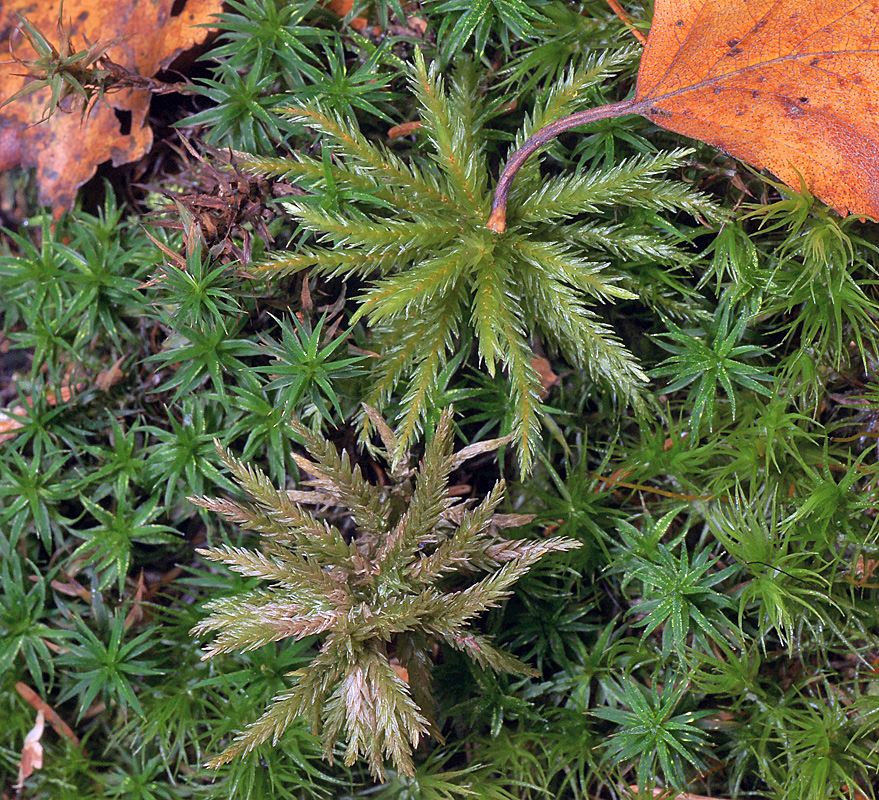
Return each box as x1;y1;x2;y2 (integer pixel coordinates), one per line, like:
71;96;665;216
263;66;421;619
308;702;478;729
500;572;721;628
487;99;642;232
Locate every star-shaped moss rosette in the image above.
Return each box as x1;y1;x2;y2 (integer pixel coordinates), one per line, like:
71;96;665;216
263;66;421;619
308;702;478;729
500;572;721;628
190;407;580;778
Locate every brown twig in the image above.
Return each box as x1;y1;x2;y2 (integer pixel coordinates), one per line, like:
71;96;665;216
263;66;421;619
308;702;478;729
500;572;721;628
589;472;729;503
15;683;80;747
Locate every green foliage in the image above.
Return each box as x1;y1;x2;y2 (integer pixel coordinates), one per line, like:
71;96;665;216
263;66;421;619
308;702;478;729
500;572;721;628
240;50;719;470
70;494;178;592
349;0;408;29
614;510;739;660
295;34;398;123
500;564;599;672
3;2;879;797
593;678;712;792
255;312;367;425
364;749;515;800
0;194;157;376
0;555;67;695
144;317;257;405
464;708;596;799
57;610;164;720
705;487;837;651
83;416;149;503
502;2;625;93
207;0;324;91
768;693;879;800
0;444;78;549
148;236;242;331
749;181;879;369
99;751;183;800
181;3;398;153
189;408;579;778
144;398;234;509
427;0;551;62
183;63;301;154
650;298;774;433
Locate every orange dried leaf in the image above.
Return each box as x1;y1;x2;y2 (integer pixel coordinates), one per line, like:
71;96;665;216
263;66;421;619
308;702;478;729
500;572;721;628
408;16;428;37
50;576;92;600
530;354;558;398
123;571;149;629
604;0;647;45
390;658;409;684
15;683;80;746
95;356;126;391
0;406;26;444
43;383;82;405
0;0;223;214
636;0;879;218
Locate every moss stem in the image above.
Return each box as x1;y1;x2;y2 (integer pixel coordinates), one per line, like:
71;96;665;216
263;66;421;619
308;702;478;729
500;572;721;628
487;98;642;232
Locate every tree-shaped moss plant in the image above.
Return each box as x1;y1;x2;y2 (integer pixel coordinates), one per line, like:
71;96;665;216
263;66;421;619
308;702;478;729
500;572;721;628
190;407;579;778
238;50;720;470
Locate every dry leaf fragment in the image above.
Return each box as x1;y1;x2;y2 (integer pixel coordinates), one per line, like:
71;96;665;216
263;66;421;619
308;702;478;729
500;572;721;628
530;354;558;399
0;0;223;214
0;407;26;444
408;16;428;36
322;0;368;30
123;571;149;629
49;575;92;601
604;0;647;45
142;140;277;266
846;555;879;587
390;658;410;683
14;710;45;790
95;356;126;391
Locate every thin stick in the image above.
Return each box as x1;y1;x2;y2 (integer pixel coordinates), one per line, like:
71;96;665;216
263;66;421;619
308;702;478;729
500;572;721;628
486;98;641;232
589;473;729;503
604;0;648;45
15;682;81;746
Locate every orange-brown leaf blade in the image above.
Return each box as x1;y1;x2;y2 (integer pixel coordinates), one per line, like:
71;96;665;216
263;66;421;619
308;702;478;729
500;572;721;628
635;0;879;217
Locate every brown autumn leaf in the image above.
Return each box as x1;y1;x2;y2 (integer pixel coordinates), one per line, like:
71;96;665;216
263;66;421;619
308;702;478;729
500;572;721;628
95;356;126;391
0;0;223;214
530;354;558;399
407;16;428;37
489;0;879;230
635;0;879;219
0;408;24;444
387;120;423;139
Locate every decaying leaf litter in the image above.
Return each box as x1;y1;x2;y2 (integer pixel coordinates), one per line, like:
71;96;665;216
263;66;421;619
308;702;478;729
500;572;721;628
0;0;223;213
